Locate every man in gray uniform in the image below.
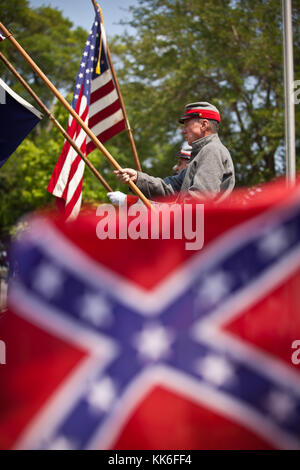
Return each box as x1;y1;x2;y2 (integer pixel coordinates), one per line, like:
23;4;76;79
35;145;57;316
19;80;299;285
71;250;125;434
112;101;235;204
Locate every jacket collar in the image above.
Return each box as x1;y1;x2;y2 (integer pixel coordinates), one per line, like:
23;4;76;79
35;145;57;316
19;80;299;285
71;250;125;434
191;133;219;160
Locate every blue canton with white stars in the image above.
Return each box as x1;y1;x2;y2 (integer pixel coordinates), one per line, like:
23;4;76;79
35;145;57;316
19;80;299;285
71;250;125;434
72;9;108;109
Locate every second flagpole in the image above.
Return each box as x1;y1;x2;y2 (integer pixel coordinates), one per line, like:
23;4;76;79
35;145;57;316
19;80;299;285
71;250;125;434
91;0;142;172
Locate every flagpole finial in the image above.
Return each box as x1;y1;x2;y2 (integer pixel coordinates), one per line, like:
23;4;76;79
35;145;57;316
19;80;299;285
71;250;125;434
96;3;104;24
89;0;142;173
91;0;104;23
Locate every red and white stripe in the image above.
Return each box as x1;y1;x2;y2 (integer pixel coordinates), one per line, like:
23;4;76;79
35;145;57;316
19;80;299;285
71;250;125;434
86;69;125;154
47;23;126;221
47;88;89;220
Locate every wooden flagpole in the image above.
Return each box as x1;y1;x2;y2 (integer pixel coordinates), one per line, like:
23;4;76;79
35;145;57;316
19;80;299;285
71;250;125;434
0;52;113;193
91;0;142;172
0;22;153;210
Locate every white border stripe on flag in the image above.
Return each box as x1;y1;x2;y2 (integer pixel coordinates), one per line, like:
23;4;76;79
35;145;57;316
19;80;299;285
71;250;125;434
0;78;43;119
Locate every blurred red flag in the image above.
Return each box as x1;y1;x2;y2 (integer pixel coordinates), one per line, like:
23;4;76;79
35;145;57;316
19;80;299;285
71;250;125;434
1;179;300;450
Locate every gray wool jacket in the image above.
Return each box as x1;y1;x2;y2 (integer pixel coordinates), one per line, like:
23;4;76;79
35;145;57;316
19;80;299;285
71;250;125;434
136;133;235;203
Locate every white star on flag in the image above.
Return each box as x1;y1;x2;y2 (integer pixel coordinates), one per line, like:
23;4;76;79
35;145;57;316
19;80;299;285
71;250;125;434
133;324;174;361
79;293;112;327
33;263;64;298
87;377;117;413
195;355;236;386
264;391;297;422
196;271;232;306
258;227;290;259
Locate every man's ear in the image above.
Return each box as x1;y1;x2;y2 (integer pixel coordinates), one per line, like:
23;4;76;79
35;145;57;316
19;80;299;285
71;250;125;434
201;119;210;130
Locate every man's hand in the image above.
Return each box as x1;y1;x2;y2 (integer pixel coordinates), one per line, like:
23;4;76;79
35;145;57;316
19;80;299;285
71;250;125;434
114;168;137;184
107;191;127;206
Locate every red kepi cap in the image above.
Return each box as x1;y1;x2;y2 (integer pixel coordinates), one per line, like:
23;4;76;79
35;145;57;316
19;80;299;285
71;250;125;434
179;101;221;123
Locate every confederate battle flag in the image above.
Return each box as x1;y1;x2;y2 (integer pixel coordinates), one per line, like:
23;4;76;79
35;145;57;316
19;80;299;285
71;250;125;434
1;178;300;450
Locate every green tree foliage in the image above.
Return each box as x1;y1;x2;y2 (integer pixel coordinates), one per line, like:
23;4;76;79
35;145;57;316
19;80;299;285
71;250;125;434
0;0;87;105
1;0;300;241
111;0;300;184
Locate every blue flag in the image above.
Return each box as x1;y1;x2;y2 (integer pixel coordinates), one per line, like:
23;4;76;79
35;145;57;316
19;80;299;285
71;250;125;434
0;78;43;168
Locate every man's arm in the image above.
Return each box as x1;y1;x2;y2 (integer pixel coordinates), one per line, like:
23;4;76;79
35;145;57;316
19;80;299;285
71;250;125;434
114;168;186;199
135;169;186;198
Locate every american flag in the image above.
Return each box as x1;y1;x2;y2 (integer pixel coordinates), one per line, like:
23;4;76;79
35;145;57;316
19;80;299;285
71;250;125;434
1;180;300;450
47;7;126;220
